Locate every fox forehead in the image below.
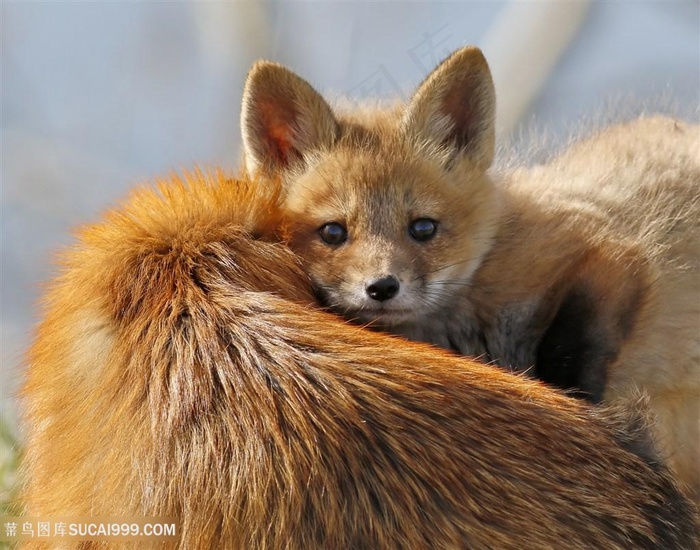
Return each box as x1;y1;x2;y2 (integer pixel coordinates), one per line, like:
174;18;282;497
286;146;455;226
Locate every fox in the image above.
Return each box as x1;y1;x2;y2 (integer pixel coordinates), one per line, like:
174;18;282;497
240;46;700;501
19;170;698;548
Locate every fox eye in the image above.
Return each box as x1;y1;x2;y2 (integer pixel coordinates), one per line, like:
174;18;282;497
318;222;348;245
409;218;438;241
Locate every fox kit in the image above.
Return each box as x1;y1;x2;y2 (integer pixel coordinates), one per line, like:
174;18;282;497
21;171;698;548
240;47;700;499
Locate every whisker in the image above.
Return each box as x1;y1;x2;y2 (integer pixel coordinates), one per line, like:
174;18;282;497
413;256;483;280
424;280;475;288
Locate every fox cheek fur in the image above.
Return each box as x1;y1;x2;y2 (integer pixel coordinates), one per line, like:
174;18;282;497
240;49;501;325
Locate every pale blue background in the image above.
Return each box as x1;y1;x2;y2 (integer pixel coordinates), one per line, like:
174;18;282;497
2;1;699;423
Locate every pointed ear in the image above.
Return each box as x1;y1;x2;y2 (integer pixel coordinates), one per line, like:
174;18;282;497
241;61;339;176
402;46;496;169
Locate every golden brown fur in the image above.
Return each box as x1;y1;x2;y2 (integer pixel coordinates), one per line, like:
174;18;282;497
241;47;700;500
20;170;698;548
477;117;700;500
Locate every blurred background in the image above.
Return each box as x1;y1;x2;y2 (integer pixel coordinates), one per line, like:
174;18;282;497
1;1;699;443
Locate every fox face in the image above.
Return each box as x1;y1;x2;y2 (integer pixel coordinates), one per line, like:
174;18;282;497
282;140;500;327
241;47;501;328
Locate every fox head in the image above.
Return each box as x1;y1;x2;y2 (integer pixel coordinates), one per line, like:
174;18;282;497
241;47;501;328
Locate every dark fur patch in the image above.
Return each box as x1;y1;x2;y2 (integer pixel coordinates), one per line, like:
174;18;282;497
534;289;612;402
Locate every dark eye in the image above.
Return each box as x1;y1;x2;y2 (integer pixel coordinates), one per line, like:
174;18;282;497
409;218;437;241
318;222;348;245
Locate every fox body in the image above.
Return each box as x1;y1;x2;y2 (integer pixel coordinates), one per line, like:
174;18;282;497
241;47;700;499
20;171;698;548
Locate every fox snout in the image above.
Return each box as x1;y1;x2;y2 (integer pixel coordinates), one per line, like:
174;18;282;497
366;275;400;302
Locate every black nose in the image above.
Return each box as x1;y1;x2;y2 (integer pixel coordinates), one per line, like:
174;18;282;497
366;276;400;302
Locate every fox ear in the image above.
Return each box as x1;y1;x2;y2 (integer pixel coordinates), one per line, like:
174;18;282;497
402;46;495;169
241;61;338;176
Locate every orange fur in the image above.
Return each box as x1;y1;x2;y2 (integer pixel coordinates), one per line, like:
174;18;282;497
20;170;697;548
